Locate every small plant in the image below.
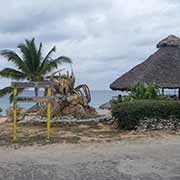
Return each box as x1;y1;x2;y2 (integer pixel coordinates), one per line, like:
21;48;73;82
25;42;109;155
112;100;180;130
127;83;159;101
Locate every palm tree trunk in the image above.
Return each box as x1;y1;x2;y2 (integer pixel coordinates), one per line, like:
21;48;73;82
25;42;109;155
35;87;39;106
35;87;38;97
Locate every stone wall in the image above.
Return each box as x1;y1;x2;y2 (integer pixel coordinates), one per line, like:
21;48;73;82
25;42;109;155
136;118;180;131
18;114;112;125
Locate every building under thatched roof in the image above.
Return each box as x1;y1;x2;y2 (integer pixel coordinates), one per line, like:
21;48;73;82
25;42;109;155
110;35;180;97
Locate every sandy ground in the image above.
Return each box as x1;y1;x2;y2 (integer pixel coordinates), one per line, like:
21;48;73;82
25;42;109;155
0;135;180;179
0;116;7;124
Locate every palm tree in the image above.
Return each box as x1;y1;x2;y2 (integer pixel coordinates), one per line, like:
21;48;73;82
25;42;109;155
0;38;71;101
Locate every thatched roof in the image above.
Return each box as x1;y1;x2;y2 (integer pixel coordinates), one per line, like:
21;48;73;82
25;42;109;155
110;35;180;91
157;35;180;48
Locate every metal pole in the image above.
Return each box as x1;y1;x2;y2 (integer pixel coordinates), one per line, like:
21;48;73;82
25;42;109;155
13;87;17;141
47;87;51;140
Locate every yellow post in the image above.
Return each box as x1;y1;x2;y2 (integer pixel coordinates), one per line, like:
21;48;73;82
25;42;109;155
13;87;17;141
47;87;51;140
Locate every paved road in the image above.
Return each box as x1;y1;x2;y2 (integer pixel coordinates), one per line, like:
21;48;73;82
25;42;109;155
0;136;180;180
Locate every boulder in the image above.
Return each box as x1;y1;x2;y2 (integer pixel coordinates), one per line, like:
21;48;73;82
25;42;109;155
61;104;76;115
51;102;61;117
73;104;87;119
85;106;97;116
6;106;27;122
66;95;83;105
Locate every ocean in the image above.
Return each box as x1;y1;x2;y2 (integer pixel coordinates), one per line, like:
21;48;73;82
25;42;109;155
1;89;177;115
0;90;122;115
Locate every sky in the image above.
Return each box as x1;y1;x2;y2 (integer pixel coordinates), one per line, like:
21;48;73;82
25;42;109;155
0;0;180;90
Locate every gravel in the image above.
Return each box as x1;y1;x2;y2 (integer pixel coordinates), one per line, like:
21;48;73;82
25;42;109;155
0;136;180;179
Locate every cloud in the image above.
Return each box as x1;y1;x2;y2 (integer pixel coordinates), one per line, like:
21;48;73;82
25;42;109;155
0;0;180;90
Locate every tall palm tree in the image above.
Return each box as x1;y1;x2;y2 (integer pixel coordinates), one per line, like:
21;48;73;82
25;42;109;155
0;38;71;101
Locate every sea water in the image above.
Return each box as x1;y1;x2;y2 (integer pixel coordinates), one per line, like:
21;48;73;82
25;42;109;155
1;89;177;115
0;90;122;115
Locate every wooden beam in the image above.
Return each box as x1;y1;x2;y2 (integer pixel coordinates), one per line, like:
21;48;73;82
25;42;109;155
13;96;54;102
11;81;53;88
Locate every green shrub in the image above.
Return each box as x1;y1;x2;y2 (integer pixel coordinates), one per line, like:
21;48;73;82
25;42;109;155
112;100;180;130
125;83;159;101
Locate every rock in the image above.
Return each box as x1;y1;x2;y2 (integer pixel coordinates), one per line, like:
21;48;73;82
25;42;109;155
73;104;87;119
6;106;27;122
66;95;79;103
136;117;180;131
51;101;61;117
61;105;76;115
13;93;98;120
99;102;111;110
84;106;97;116
0;117;7;124
61;104;98;119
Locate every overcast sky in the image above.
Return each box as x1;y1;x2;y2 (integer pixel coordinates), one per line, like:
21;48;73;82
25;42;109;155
0;0;180;90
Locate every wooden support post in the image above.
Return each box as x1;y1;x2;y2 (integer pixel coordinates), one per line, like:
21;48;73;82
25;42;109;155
178;88;180;99
47;87;51;140
13;87;17;141
162;88;164;95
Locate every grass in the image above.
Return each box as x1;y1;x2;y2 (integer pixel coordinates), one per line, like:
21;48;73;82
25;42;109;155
63;136;81;143
0;121;180;148
0;122;118;147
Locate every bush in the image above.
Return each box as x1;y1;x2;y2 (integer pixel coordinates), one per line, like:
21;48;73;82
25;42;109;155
121;83;175;102
0;108;2;115
126;83;159;101
112;100;180;130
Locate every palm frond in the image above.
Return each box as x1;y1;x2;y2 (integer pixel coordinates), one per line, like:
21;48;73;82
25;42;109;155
38;42;43;61
27;38;40;71
0;50;28;72
40;60;58;74
40;46;56;71
0;86;13;97
18;42;33;72
0;68;27;80
40;56;71;74
9;88;24;103
53;56;72;64
0;86;24;103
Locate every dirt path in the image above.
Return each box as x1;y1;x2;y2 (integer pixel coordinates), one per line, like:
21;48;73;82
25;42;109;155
0;136;180;179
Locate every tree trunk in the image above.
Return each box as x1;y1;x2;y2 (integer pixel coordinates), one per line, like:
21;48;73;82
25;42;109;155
35;87;39;106
178;88;180;99
162;88;164;95
35;87;39;97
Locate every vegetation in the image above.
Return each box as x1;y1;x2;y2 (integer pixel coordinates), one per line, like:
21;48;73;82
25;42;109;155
112;100;180;130
111;83;179;130
121;83;173;102
0;122;121;146
0;107;2;114
0;38;71;101
123;83;159;101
